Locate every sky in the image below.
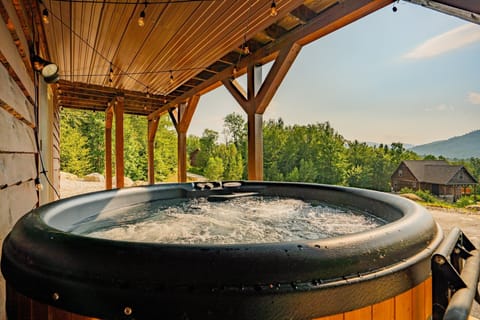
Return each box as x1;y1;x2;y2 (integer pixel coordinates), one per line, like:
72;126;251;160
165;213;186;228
187;2;480;146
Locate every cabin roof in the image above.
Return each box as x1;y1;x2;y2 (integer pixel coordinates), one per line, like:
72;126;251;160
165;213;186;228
400;160;478;185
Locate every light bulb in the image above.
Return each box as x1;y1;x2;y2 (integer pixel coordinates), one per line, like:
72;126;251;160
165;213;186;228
138;10;145;27
243;45;250;55
270;1;278;17
42;9;49;24
34;177;44;191
169;71;174;84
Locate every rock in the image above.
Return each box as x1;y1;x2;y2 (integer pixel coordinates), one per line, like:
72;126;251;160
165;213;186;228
113;176;134;187
60;171;78;180
465;204;480;211
399;193;423;201
83;173;105;182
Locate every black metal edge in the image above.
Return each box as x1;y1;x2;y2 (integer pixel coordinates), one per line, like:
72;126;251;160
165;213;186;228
2;181;442;319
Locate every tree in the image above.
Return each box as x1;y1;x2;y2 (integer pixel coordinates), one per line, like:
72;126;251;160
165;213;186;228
204;157;224;180
123;114;148;181
60;121;92;176
223;113;246;147
154;117;177;181
220;144;243;180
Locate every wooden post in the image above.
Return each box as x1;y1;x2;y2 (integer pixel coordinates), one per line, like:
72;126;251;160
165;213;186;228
177;131;187;182
246;64;263;181
105;105;113;189
147;117;159;184
114;96;124;188
247;112;263;180
172;95;200;182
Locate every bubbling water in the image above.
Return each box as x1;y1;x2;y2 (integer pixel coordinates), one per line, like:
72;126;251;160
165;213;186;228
70;196;385;244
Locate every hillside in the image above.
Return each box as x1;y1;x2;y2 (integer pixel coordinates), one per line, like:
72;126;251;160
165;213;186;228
409;130;480;159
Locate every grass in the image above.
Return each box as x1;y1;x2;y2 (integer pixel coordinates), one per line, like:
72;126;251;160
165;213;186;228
399;187;479;212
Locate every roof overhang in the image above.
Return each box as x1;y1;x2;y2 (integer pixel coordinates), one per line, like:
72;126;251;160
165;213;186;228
403;0;480;24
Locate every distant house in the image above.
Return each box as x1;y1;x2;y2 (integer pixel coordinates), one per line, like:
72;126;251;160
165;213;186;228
391;160;478;201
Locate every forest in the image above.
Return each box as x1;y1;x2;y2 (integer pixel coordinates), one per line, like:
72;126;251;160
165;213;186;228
60;109;480;192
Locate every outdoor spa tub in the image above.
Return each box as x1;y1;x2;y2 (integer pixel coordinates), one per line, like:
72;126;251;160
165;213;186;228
1;181;443;319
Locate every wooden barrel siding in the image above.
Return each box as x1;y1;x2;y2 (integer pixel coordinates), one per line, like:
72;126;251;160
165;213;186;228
314;278;432;320
7;278;431;320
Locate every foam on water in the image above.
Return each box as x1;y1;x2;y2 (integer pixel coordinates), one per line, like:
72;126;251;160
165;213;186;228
70;196;385;244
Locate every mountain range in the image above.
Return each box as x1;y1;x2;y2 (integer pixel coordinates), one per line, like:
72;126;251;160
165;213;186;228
408;130;480;159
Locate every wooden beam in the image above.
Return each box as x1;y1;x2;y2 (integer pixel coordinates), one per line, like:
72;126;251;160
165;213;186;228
178;95;200;133
105;106;113;190
114;96;124;188
255;42;301;114
175;95;200;182
147;117;159;185
222;78;249;113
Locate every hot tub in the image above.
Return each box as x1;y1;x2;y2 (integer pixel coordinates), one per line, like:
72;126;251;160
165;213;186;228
1;181;443;319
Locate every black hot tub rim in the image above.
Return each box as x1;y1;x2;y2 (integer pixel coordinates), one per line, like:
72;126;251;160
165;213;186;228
1;181;443;320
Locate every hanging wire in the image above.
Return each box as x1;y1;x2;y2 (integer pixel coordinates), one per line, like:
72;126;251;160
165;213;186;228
59;65;207;77
30;4;61;200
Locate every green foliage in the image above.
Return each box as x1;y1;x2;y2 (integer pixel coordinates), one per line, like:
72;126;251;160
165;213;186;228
123;115;148;181
61;110;177;182
60;120;92;176
399;187;415;194
204;157;224;180
455;196;476;208
153;117;177;181
414;190;438;203
61;109;103;175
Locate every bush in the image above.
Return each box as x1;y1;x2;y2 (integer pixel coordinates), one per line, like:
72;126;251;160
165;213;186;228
399;187;414;194
414;190;438;203
455;196;476;208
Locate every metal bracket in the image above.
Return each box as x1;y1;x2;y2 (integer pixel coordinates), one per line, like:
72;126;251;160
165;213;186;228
432;227;480;320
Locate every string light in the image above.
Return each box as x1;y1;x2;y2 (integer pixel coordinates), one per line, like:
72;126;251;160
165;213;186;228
138;10;145;27
42;8;49;24
242;35;250;55
138;3;147;27
34;177;44;191
146;86;150;98
270;0;278;17
109;63;114;83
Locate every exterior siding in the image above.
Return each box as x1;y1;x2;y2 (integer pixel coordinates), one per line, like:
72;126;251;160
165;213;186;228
0;1;59;318
391;162;418;192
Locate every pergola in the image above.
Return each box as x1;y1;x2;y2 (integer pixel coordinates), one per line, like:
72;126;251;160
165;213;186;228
21;0;480;188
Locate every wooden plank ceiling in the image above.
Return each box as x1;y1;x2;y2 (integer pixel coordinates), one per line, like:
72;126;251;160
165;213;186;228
32;0;397;116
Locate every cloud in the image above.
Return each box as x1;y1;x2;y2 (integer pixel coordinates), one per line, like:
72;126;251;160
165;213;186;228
468;92;480;105
404;24;480;59
424;104;455;112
